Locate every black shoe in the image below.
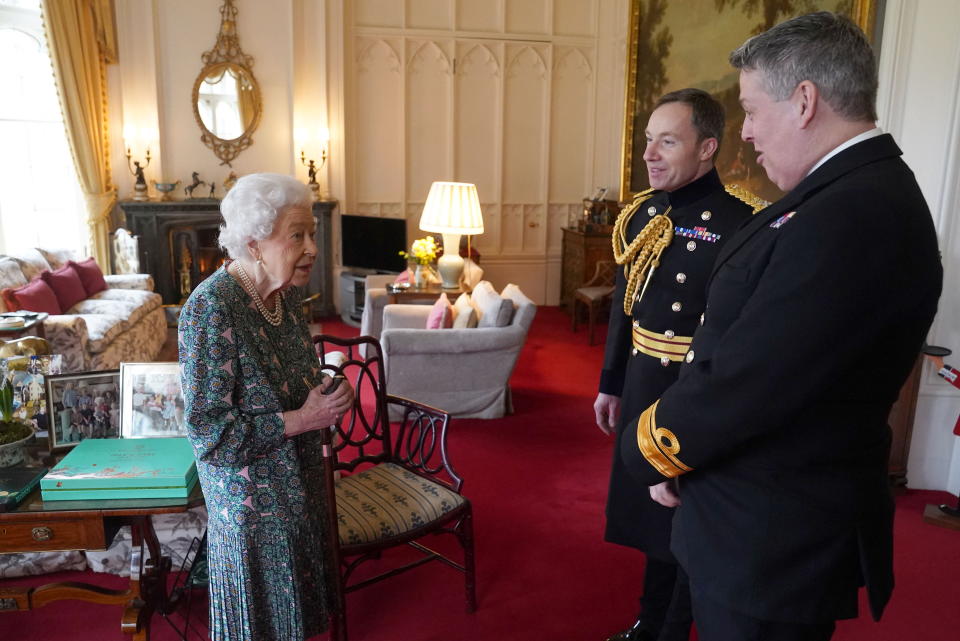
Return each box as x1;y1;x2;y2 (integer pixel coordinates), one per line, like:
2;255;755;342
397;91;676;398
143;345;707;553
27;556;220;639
605;619;655;641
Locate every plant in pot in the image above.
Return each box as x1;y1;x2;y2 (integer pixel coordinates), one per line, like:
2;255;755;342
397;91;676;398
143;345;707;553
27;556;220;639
0;367;34;467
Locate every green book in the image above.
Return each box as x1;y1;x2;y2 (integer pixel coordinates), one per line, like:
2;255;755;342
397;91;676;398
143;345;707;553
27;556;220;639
0;466;47;512
41;438;198;501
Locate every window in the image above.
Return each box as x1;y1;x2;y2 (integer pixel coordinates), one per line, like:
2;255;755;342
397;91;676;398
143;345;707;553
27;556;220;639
0;0;86;256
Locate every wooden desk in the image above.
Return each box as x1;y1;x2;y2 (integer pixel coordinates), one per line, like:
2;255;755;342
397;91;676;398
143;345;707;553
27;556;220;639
0;484;204;640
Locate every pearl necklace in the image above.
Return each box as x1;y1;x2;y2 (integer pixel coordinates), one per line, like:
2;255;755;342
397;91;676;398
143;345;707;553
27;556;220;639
234;261;283;326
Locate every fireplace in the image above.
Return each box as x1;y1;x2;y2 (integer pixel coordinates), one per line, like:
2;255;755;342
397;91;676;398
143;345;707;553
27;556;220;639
118;200;335;313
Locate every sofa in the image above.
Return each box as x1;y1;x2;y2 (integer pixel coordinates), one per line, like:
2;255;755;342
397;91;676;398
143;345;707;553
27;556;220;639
380;282;536;418
0;248;166;372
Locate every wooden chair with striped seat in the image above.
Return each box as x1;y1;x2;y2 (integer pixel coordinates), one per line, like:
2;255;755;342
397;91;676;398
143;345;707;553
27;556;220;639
571;259;617;345
309;334;476;641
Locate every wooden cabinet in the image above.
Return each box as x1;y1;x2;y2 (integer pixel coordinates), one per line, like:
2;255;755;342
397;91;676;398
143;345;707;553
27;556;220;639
560;227;613;309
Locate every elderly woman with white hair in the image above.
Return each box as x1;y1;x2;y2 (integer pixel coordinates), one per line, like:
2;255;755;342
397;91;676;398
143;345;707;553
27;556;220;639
178;173;353;641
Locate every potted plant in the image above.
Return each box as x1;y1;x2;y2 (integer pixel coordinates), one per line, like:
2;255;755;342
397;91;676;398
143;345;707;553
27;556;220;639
0;367;35;467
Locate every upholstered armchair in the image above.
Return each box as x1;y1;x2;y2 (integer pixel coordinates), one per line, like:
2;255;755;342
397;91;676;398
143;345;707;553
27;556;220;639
379;284;536;419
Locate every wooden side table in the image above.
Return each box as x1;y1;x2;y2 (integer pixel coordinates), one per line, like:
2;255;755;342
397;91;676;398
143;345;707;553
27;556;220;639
0;484;204;640
0;313;48;341
387;283;466;305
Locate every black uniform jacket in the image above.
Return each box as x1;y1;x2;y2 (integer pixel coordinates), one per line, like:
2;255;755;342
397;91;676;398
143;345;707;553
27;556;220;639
621;134;943;622
601;169;752;558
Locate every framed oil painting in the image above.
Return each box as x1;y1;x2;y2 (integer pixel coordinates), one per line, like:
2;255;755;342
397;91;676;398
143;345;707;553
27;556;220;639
620;0;883;203
45;370;120;452
119;362;187;438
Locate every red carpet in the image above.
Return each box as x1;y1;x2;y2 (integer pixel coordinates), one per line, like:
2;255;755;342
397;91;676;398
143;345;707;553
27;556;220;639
3;307;958;640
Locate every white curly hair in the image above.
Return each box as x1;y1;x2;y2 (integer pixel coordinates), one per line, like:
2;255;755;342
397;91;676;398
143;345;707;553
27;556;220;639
218;173;312;259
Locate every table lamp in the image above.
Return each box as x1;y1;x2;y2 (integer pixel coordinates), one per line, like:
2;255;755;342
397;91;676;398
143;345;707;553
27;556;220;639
419;181;484;290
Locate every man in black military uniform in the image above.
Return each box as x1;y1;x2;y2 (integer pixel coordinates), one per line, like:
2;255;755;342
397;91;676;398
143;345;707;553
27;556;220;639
595;89;754;641
620;13;942;641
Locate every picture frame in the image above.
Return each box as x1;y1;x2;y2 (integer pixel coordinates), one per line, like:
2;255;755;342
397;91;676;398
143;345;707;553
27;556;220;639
4;354;64;433
620;0;883;203
119;362;186;438
45;369;121;452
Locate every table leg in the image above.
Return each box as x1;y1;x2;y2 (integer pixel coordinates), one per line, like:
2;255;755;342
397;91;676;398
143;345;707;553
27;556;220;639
120;515;170;640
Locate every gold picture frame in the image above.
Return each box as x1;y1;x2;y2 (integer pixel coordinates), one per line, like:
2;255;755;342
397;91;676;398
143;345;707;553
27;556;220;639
620;0;882;203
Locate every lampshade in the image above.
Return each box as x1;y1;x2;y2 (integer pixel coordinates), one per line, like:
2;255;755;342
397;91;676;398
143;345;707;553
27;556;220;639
418;182;484;290
418;182;484;235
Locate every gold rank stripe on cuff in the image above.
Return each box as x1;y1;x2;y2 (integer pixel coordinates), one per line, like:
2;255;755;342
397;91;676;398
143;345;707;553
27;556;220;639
635;401;694;478
631;326;692;362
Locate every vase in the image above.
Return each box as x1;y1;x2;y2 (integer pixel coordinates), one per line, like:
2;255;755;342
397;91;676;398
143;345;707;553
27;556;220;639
414;264;428;288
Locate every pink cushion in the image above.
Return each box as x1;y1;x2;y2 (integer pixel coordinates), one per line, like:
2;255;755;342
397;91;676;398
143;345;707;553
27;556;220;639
69;257;107;296
41;265;86;311
394;269;411;284
3;278;61;314
425;292;453;329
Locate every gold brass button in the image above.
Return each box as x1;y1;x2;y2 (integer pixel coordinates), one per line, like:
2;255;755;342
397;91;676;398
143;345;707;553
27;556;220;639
647;206;656;216
701;211;712;221
685;350;695;363
686;241;697;251
660;357;670;367
632;348;639;356
676;273;686;284
633;320;639;328
671;302;682;312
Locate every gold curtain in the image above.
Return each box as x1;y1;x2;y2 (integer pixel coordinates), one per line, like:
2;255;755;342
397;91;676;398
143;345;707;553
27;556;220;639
41;0;117;270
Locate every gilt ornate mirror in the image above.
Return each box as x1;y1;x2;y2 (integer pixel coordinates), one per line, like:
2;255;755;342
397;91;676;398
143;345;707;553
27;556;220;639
192;0;261;166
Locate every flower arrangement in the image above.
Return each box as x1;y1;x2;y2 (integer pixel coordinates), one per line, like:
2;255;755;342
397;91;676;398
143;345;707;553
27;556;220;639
399;235;439;266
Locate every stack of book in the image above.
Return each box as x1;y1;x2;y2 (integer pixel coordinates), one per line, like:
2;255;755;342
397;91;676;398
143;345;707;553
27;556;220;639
41;438;198;501
0;466;47;511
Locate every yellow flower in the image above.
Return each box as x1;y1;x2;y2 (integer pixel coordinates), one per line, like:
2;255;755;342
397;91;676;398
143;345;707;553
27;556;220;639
399;236;438;265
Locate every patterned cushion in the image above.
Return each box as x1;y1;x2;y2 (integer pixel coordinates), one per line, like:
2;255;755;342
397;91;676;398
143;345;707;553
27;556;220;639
11;249;51;281
37;247;76;270
335;462;465;546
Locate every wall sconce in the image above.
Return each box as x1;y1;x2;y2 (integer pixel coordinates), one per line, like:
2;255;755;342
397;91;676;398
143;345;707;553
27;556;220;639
297;126;330;201
299;149;326;201
125;145;151;202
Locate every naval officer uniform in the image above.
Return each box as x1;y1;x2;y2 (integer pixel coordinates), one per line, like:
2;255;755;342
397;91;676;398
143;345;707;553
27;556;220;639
600;168;754;638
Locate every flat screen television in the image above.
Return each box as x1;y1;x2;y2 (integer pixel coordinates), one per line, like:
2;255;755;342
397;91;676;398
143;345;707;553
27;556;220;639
341;214;407;273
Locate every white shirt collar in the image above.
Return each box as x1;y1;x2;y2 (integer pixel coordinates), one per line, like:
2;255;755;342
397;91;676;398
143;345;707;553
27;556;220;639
807;127;884;177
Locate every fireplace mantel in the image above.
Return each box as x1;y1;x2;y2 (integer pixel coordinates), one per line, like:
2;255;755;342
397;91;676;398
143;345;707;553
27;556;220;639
118;199;336;316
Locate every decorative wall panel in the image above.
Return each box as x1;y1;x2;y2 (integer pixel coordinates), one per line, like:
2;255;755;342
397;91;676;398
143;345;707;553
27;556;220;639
550;46;593;203
503;44;548;204
554;0;596;36
456;0;501;32
506;0;550;34
455;43;500;204
407;0;453;30
406;40;452;201
355;38;403;203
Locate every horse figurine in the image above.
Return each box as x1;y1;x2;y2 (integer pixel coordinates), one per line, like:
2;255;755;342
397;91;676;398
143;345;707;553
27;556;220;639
184;172;208;199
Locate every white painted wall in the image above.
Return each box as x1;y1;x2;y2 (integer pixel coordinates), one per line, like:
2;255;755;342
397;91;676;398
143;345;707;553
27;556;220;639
876;0;960;493
107;0;960;493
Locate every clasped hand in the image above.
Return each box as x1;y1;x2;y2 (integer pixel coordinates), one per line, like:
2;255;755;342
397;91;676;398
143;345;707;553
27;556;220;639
284;375;355;436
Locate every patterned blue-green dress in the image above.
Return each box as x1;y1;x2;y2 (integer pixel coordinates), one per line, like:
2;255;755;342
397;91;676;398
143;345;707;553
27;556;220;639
178;266;329;641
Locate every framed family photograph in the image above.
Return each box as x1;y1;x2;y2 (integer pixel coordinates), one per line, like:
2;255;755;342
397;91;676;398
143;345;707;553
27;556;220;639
120;362;186;438
620;0;882;203
45;369;121;452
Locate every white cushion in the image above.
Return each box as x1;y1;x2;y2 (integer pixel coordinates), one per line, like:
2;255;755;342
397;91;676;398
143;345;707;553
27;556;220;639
471;281;514;328
452;293;478;329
